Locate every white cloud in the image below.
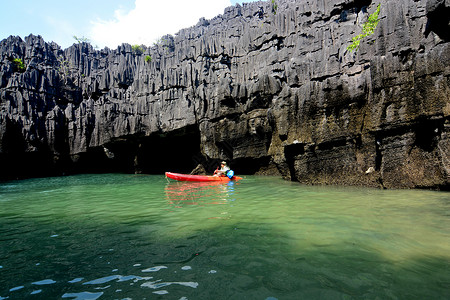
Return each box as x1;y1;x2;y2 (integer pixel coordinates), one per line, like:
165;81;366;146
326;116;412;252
90;0;232;49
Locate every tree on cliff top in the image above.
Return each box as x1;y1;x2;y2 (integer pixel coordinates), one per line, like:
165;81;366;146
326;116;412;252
132;44;144;55
73;35;91;44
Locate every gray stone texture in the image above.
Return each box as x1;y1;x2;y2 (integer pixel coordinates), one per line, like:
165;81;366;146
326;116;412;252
0;0;449;189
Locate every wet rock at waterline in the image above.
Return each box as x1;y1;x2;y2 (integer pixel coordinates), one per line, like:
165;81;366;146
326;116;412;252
0;0;449;189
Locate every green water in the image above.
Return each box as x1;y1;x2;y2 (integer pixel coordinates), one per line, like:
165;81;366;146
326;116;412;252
0;174;449;299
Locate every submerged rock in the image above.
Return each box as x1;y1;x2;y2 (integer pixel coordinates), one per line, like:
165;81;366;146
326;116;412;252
0;0;449;189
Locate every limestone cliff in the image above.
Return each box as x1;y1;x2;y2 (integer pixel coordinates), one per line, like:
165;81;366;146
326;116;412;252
0;0;449;189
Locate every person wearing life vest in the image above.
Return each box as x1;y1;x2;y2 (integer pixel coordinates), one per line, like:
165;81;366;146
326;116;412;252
214;161;230;177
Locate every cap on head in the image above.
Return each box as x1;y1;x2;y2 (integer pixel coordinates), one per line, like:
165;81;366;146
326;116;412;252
221;161;227;165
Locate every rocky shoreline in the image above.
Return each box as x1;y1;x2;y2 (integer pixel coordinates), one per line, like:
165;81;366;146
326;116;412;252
0;0;449;189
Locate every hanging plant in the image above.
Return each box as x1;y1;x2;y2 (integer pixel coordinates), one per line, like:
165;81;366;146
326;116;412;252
347;4;381;52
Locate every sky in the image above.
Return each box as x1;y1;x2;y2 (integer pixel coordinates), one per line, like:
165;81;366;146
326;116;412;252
0;0;261;50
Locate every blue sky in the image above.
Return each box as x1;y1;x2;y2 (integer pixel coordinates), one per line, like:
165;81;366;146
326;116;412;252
0;0;261;49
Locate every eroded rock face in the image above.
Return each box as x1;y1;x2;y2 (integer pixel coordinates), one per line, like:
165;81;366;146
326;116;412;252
0;0;449;189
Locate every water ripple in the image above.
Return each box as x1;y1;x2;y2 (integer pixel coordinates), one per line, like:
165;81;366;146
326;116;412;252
32;279;56;285
83;275;151;285
9;285;24;292
62;291;104;300
141;266;167;272
141;280;199;289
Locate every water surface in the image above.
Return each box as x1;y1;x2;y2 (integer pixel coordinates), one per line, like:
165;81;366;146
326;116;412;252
0;174;449;299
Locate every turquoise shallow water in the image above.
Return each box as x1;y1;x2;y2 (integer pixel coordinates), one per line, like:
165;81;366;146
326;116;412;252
0;174;449;299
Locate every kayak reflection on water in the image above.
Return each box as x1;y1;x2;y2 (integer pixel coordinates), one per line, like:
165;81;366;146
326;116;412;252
165;181;237;208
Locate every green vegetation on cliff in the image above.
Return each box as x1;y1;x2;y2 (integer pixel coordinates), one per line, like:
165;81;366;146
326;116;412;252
73;35;91;44
132;44;144;55
13;58;25;72
347;4;381;52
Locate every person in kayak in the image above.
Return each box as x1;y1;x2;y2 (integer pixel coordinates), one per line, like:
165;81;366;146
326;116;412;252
214;161;230;177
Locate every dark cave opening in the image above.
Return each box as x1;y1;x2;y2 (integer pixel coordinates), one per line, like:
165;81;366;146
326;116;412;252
413;120;441;152
231;156;275;175
134;126;202;175
3;124;281;181
425;3;450;42
76;143;137;174
0;152;59;181
70;126;203;176
284;143;306;181
0;126;204;181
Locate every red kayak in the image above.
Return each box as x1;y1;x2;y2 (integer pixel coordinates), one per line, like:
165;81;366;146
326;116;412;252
165;172;242;182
